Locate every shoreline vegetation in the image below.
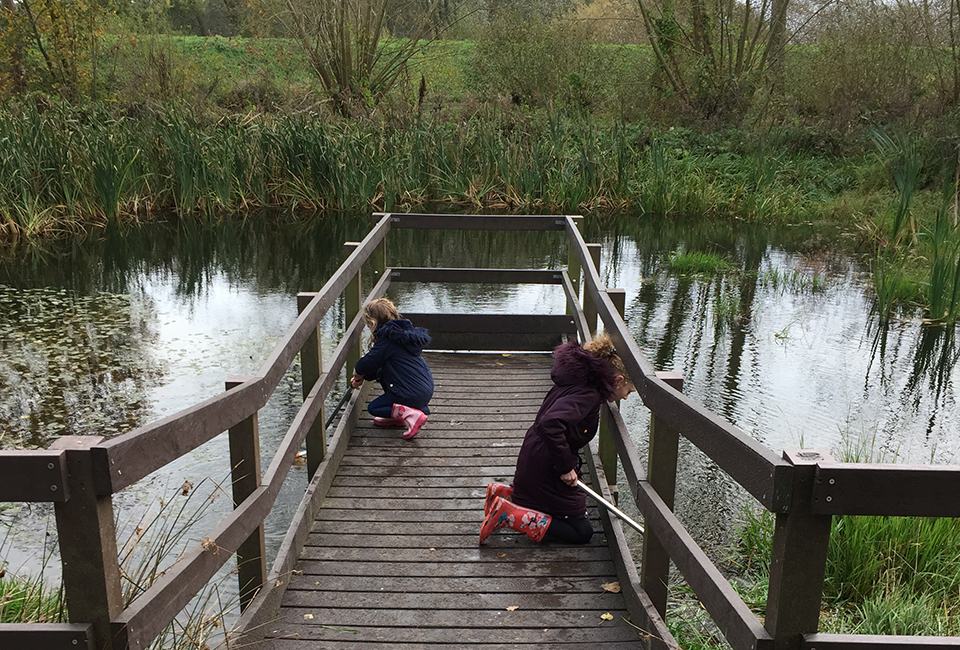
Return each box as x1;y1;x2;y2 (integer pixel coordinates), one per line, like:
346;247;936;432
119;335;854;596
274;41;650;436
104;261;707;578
1;23;959;321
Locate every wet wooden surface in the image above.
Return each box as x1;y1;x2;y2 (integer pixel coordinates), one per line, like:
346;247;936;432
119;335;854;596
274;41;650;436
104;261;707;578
260;352;644;649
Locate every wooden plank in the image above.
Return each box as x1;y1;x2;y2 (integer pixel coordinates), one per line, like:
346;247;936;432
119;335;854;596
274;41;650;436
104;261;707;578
801;635;960;649
299;547;615;563
294;560;617;578
382;213;571;231
301;534;608;551
389;268;564;284
272;607;631;628
0;450;68;502
281;591;626;610
261;624;642;645
285;575;614;594
407;313;576;335
812;463;960;516
0;624;92;650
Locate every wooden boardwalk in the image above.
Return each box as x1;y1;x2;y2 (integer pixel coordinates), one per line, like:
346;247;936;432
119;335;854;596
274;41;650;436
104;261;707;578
260;351;644;648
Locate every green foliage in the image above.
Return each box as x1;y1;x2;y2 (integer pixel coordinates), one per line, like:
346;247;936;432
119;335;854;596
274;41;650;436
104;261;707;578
467;10;612;109
281;0;436;113
667;250;735;275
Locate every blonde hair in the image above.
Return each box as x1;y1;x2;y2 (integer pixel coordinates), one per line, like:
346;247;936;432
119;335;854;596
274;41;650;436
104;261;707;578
363;298;401;341
583;332;629;380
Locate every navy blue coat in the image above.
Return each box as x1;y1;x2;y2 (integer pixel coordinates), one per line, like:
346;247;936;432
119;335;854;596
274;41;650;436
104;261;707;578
354;319;434;412
511;342;618;517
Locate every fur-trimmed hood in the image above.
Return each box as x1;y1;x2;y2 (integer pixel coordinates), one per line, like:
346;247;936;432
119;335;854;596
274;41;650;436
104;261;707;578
551;341;618;399
373;319;431;354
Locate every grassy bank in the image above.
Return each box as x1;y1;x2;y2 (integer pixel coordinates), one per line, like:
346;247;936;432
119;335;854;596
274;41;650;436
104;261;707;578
0;104;860;234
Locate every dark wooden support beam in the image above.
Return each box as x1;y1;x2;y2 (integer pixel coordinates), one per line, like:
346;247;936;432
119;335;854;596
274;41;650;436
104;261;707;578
50;436;123;650
226;376;266;612
766;449;835;650
297;292;326;477
641;371;684;619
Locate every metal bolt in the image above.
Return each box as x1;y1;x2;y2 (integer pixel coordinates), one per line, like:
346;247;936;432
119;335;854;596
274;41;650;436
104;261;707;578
829;478;835;485
50;485;58;491
72;640;78;645
47;463;55;470
826;496;832;502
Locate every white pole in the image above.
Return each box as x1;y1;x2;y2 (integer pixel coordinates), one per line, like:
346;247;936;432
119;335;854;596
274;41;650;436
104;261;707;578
577;479;645;534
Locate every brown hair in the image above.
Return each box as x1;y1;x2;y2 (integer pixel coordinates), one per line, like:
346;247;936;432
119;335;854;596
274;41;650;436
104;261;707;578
363;298;401;342
583;332;629;381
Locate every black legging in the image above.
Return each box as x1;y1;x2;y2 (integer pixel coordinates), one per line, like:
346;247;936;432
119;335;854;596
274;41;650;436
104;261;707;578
544;514;593;544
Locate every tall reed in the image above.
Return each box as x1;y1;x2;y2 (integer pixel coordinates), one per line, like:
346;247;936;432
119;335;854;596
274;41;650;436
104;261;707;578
0;105;846;239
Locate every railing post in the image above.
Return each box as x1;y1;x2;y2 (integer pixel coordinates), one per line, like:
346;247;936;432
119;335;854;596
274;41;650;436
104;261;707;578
370;216;387;283
584;243;601;336
51;436;123;650
226;376;266;612
297;292;326;478
640;371;684;619
765;449;833;650
345;241;362;381
567;238;581;313
598;288;626;497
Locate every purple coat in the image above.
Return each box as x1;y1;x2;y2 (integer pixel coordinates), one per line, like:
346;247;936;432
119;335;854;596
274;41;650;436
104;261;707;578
511;342;618;517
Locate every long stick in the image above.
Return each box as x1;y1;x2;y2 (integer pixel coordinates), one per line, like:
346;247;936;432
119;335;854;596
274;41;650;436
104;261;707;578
577;479;645;535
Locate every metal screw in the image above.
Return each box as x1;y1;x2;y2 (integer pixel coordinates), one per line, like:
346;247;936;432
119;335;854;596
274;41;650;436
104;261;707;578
829;478;835;485
826;496;832;502
50;485;58;491
47;463;55;470
72;640;78;645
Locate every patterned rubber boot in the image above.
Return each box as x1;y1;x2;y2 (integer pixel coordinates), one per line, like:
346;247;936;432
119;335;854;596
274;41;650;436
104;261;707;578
391;403;428;440
479;496;552;545
483;483;514;518
373;417;404;427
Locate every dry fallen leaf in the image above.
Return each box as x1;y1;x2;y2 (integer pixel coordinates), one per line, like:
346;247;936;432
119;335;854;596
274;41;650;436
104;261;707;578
506;605;519;611
292;570;303;575
601;581;621;593
275;580;283;587
497;552;507;558
303;614;314;620
600;613;614;621
501;353;512;357
429;548;436;551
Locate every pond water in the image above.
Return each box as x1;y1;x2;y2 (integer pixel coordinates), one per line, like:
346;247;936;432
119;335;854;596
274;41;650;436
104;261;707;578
1;213;957;620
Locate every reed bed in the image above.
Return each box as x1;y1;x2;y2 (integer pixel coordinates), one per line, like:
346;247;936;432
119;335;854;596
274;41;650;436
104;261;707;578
0;106;834;240
727;504;960;640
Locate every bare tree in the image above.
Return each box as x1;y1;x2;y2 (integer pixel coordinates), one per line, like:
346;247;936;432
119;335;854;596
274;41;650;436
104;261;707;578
281;0;439;113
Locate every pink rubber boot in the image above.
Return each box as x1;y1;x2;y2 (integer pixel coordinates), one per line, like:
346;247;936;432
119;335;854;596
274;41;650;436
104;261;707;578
391;404;427;440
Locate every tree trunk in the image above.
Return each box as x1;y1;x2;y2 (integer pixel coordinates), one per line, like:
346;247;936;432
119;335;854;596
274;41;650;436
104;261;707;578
765;0;789;90
2;0;26;92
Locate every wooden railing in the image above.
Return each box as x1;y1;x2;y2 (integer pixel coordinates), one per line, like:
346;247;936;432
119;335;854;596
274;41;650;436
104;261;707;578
561;217;960;650
3;213;959;650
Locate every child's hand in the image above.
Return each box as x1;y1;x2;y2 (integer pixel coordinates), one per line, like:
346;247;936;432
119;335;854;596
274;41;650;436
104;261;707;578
350;374;364;389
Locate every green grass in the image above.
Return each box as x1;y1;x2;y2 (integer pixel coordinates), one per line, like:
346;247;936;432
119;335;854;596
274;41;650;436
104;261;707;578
719;501;960;642
668;251;736;275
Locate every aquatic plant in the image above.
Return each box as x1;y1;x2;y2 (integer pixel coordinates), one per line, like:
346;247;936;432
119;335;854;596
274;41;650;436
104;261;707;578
667;250;735;275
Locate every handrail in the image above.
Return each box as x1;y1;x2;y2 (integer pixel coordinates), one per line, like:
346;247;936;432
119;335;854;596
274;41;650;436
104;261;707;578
90;214;393;495
563;216;793;513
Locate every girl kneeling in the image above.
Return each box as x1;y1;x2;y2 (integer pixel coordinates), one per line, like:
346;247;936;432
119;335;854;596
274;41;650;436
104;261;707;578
480;333;635;544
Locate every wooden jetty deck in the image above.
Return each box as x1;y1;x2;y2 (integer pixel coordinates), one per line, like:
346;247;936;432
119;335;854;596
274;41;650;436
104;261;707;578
10;214;960;650
260;351;643;648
